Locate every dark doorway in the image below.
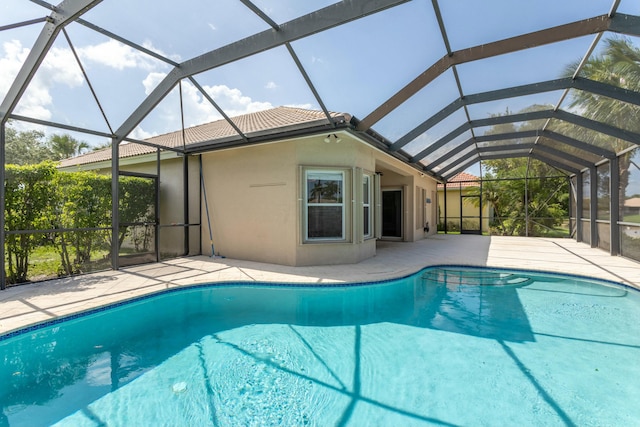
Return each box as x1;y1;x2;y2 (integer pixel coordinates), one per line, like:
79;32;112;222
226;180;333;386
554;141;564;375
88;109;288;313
382;189;403;239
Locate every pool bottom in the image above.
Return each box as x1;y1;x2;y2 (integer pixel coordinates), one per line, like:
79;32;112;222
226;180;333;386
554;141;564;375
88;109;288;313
2;268;640;426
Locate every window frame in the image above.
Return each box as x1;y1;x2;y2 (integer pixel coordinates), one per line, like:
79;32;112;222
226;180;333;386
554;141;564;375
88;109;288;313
363;172;374;239
303;168;348;242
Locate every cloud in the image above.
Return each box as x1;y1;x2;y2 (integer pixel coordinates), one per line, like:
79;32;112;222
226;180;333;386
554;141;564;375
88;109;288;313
265;81;277;90
142;72;168;95
203;84;273;117
132;76;275;134
0;39;278;138
0;40;83;121
78;39;163;71
207;23;217;31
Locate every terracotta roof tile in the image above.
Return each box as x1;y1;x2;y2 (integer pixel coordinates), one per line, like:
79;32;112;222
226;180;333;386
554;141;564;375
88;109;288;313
60;106;349;167
437;172;480;188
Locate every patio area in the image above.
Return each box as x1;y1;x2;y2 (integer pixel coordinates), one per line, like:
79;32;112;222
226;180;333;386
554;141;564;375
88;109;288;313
1;234;639;336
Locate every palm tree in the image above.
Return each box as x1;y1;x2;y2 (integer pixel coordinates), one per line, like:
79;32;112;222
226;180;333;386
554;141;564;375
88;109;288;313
564;37;640;244
48;134;90;160
567;38;640;132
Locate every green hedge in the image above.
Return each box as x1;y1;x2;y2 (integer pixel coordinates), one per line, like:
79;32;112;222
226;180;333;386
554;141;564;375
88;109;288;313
4;163;155;284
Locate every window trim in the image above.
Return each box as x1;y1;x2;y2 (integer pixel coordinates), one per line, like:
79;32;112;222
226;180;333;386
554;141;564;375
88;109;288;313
303;168;347;242
363;172;373;239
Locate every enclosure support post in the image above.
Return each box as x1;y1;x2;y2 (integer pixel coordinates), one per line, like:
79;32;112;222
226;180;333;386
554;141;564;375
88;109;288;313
443;181;448;233
568;176;573;238
525;159;530;237
111;138;120;270
576;172;583;243
155;148;161;263
183;155;189;256
610;156;620;256
0;123;5;290
198;155;203;255
458;183;462;232
590;166;598;248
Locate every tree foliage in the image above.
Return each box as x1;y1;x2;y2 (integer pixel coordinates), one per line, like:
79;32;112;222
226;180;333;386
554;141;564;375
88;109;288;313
4;126;52;166
4;164;155;283
49;134;90;160
478;106;570;236
4;163;57;283
4;122;93;165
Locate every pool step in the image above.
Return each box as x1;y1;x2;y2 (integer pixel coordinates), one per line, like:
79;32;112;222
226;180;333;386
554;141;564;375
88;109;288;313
421;269;532;286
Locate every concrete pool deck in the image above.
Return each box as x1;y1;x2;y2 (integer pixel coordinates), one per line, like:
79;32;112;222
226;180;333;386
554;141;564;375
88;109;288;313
1;234;639;336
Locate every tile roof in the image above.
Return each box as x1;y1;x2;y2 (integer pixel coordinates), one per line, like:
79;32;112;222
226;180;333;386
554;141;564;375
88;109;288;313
437;172;481;189
59;106;349;167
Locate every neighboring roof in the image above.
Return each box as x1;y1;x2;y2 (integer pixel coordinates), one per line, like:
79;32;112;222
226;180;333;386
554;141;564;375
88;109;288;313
59;106;350;167
437;172;480;189
625;197;640;208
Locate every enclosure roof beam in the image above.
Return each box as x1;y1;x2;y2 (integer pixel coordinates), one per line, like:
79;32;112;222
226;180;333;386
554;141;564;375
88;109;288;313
554;110;640;146
431;128;606;176
413;109;632;165
529;153;579;174
113;0;410;145
357;13;635;131
390;79;570;152
532;143;595;168
477;143;535;153
410;110;553;162
423;137;475;170
390;76;640;153
0;0;103;125
437;149;479;177
573;78;640;107
442;156;481;180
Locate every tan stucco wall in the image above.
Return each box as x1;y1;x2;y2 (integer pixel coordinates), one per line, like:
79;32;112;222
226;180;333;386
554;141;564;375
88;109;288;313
60;132;438;267
375;158;438;242
437;187;490;232
200;132;437;266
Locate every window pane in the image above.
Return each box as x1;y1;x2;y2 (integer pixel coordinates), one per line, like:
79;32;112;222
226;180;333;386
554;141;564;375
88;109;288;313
363;175;371;236
307;206;343;238
364;206;370;236
307;173;343;203
363;175;370;204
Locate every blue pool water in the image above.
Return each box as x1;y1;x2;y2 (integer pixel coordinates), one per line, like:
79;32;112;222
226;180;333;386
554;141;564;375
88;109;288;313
1;267;640;426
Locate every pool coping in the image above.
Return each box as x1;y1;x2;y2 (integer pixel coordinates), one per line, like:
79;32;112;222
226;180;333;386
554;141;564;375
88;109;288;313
2;235;640;339
2;262;638;342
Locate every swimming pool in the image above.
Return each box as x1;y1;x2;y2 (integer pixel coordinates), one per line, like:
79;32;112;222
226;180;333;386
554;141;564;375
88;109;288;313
1;266;639;426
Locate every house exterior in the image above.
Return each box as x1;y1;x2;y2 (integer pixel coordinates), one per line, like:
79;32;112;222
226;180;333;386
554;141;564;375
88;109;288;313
60;107;439;266
437;172;491;234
